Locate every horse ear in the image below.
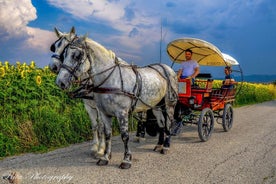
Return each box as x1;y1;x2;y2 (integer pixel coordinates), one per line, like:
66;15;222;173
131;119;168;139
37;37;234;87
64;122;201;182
78;34;88;43
69;27;76;39
54;27;63;38
70;26;76;34
84;33;88;40
78;35;87;43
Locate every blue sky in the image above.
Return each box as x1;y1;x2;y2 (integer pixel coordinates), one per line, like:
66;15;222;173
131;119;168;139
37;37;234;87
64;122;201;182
0;0;275;76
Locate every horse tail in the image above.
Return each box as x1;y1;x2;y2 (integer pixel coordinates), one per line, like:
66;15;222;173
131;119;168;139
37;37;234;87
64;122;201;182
148;63;178;103
147;63;178;133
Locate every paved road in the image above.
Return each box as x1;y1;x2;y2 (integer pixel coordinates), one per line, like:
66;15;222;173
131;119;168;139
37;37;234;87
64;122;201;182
1;100;276;184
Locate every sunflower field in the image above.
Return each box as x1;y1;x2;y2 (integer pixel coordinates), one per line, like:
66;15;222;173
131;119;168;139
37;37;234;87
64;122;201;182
0;61;276;158
0;61;94;158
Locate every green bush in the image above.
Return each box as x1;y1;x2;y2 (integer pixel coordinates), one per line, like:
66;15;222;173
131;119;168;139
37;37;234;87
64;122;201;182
235;82;276;106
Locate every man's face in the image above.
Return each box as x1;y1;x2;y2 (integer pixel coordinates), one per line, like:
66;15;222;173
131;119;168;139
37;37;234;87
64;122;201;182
185;51;192;60
224;69;230;75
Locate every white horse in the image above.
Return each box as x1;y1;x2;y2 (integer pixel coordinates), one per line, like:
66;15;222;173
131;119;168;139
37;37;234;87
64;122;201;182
55;36;178;169
49;27;106;158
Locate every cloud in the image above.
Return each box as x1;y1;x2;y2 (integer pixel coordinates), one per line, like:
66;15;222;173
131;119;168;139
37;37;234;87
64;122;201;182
128;27;139;38
41;0;276;72
124;5;135;21
0;0;36;38
46;0;163;62
25;27;56;52
47;0;127;21
0;0;55;53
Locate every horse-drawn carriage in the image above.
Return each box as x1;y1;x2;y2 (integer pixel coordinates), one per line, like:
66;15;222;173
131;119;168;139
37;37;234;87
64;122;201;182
51;28;242;168
166;38;242;142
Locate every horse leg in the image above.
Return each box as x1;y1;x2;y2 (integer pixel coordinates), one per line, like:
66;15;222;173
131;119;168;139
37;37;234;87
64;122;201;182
135;120;146;142
162;93;178;154
134;112;146;142
84;102;101;158
162;129;171;155
154;127;165;152
96;114;112;166
152;108;166;152
117;113;132;169
97;125;106;157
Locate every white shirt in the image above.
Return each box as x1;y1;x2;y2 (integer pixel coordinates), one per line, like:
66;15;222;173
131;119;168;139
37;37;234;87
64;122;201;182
180;60;199;77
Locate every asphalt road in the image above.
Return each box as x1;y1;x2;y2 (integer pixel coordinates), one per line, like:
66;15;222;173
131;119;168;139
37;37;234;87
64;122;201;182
1;100;276;184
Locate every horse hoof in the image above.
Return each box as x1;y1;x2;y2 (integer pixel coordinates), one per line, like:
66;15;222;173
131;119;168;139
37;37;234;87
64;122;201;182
160;148;169;155
119;162;131;169
96;159;109;166
139;137;146;142
134;136;146;143
133;136;140;143
96;150;105;159
93;153;102;159
153;145;163;152
91;151;98;159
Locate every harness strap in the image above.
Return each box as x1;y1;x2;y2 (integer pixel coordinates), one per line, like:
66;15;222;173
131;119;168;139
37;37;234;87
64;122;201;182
66;43;175;112
148;64;178;102
130;65;142;111
92;87;136;99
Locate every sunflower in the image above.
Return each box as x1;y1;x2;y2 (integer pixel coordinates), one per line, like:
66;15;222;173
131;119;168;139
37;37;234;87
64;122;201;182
36;75;42;85
5;61;9;70
30;61;36;69
16;61;21;67
21;70;26;78
22;62;27;69
0;67;5;77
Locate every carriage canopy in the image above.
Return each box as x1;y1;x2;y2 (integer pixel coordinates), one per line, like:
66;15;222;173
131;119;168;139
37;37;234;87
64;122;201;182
167;38;239;66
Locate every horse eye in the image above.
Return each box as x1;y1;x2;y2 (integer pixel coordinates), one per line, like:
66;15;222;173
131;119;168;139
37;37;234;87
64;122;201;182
50;44;55;52
73;51;83;61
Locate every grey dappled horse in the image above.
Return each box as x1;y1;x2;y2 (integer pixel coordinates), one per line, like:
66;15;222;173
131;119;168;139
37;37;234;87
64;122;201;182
55;36;178;169
49;27;105;158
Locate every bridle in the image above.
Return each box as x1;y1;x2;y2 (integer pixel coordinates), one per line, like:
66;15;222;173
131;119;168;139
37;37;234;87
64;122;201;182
60;41;90;81
50;34;78;64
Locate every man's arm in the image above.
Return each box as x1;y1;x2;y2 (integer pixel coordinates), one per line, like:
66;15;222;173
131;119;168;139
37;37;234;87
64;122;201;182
177;69;182;80
190;67;200;78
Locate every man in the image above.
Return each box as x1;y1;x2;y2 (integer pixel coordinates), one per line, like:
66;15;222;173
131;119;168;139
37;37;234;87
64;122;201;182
172;49;199;136
222;66;237;88
177;49;199;81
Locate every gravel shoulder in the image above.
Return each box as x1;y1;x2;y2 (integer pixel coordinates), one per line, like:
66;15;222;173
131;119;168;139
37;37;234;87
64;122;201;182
1;100;276;184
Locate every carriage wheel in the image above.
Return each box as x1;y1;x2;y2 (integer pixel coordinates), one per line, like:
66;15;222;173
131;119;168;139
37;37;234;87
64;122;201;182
198;108;214;142
222;103;234;132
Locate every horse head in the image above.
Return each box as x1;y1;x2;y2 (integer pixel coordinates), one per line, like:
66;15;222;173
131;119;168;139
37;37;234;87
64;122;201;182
56;36;91;90
49;26;77;73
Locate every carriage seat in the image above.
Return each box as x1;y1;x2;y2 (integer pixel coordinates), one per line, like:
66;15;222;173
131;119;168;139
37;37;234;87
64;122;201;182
193;73;213;93
195;73;212;79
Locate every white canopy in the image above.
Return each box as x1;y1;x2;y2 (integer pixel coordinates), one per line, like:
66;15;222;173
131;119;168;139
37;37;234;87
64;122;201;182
167;38;239;66
222;53;239;65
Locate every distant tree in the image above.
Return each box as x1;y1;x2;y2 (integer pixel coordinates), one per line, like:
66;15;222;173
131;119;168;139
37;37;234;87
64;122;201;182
273;80;276;86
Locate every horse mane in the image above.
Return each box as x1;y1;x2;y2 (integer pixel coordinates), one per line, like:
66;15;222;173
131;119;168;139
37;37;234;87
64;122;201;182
84;37;116;60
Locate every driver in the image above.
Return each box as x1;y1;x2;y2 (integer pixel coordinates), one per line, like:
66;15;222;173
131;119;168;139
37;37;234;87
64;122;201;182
177;49;200;82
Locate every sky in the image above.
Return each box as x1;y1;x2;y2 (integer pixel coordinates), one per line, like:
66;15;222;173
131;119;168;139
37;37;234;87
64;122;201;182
0;0;276;76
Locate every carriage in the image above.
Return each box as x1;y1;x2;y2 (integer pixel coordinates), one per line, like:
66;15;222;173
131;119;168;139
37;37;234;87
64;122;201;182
52;30;242;168
166;38;242;142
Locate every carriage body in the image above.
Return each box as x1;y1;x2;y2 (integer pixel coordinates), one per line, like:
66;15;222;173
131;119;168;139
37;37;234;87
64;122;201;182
167;38;242;142
178;77;236;111
174;76;237;141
